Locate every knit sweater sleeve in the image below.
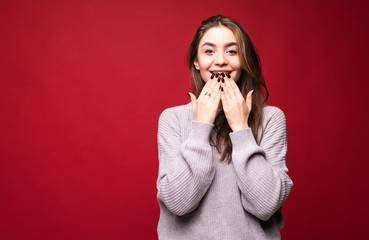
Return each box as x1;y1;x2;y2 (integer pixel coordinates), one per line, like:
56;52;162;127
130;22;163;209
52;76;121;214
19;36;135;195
156;108;215;216
229;107;293;221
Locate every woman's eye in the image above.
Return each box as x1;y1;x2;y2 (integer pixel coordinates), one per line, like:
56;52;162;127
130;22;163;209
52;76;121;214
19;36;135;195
227;50;237;54
205;49;214;54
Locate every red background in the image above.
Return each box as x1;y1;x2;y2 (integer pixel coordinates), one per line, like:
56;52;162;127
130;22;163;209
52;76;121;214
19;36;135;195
1;0;368;239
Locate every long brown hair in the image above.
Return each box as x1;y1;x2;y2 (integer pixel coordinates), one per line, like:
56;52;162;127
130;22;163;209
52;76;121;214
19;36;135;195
186;15;269;163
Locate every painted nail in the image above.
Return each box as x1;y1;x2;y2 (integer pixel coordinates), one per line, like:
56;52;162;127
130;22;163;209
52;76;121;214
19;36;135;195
187;92;191;98
211;73;215;79
221;72;225;77
217;78;220;83
226;73;231;78
215;72;219;78
221;87;224;92
221;78;224;83
252;90;255;95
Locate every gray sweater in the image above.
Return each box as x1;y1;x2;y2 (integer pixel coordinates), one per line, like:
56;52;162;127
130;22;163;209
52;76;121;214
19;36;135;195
156;103;293;240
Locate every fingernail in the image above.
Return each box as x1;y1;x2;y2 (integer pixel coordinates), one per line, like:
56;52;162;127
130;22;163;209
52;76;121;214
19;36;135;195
187;92;191;98
221;72;225;77
222;78;224;83
211;73;215;79
215;72;219;78
217;78;220;83
226;73;231;78
252;90;255;95
221;87;224;92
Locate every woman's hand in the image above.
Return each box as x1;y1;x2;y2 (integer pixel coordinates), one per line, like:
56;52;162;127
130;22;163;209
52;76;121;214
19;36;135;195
220;78;254;132
188;79;221;124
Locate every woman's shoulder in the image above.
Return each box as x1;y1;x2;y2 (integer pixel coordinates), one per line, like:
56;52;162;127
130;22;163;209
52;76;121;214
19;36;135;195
262;105;287;125
158;102;192;123
263;105;285;116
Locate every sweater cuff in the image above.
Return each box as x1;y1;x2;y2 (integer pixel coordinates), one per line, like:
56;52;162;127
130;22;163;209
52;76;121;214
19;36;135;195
229;128;258;150
188;121;213;143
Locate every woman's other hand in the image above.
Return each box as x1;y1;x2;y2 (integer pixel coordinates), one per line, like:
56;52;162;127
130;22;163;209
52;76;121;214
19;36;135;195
220;78;254;132
188;79;221;124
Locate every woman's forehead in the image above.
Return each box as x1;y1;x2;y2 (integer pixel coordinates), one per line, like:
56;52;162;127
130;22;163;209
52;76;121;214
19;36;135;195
200;26;237;46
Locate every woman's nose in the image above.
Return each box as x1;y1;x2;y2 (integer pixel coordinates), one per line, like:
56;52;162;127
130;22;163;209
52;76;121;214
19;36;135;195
214;53;227;66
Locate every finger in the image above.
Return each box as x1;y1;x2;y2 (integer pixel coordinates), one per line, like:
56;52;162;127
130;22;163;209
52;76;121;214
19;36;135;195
229;79;244;100
224;78;235;101
209;77;220;95
199;79;214;98
214;86;221;105
246;90;254;110
187;92;197;111
210;81;220;103
209;78;218;91
203;79;218;100
222;82;232;107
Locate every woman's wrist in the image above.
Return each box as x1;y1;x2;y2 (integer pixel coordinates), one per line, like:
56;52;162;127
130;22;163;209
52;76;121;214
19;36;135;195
231;124;250;132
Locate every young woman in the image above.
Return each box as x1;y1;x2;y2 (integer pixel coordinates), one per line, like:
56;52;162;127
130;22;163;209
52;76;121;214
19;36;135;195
156;15;293;239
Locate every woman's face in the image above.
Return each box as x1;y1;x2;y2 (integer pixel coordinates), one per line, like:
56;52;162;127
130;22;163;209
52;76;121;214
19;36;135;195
194;26;242;83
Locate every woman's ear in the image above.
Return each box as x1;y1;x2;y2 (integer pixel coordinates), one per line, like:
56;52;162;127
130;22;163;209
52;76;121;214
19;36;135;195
194;60;200;70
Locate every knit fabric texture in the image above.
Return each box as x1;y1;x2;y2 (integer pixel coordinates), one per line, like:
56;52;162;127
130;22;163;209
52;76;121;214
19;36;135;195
156;103;293;240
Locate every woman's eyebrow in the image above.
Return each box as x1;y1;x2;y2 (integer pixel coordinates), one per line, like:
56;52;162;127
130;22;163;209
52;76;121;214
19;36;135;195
225;42;237;47
201;42;216;47
201;42;237;48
